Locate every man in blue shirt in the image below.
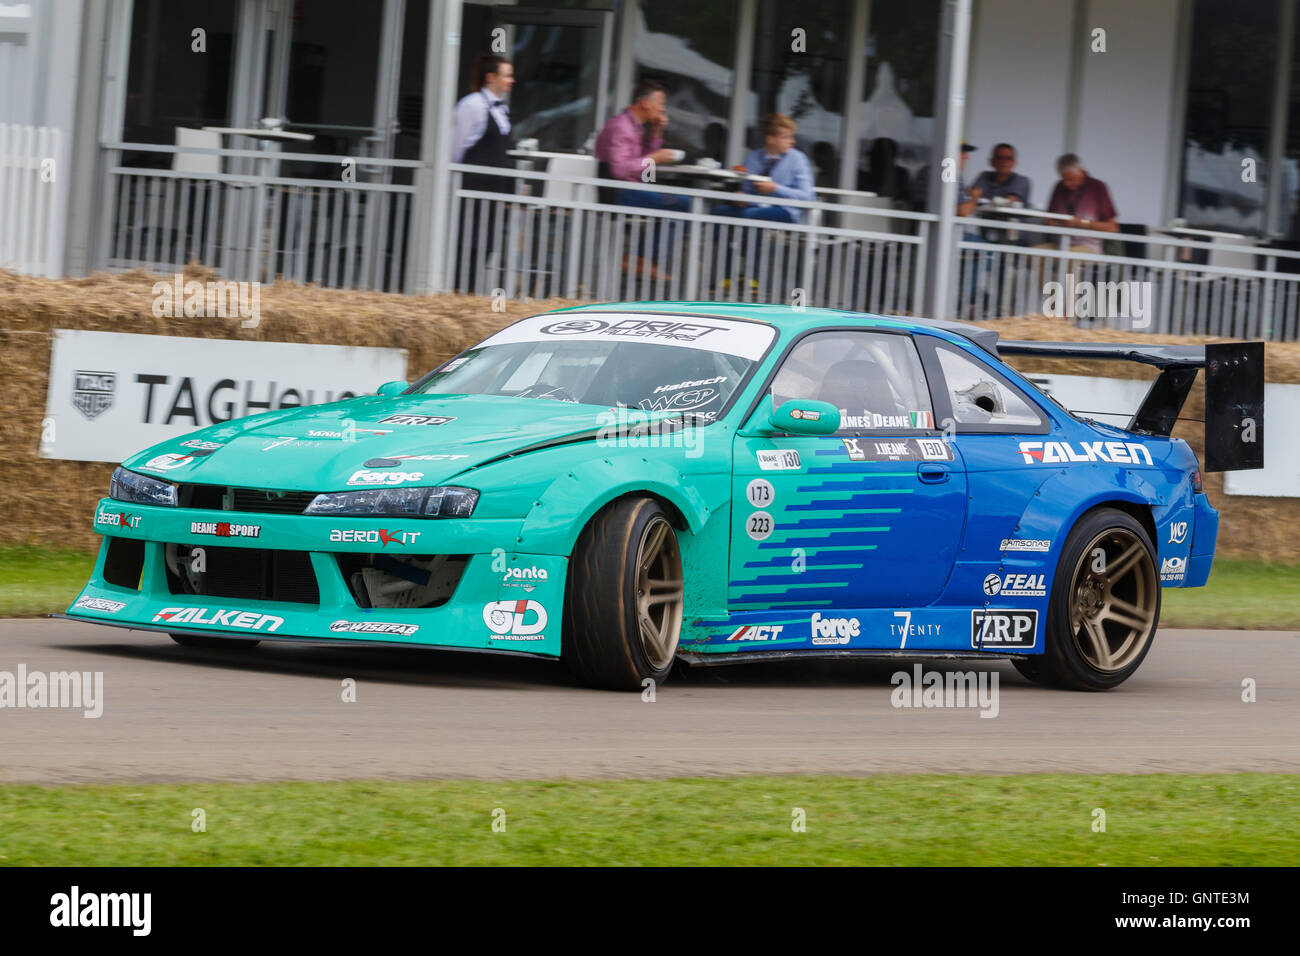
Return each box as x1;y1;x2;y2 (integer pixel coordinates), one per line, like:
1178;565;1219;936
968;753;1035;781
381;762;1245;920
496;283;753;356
714;113;816;223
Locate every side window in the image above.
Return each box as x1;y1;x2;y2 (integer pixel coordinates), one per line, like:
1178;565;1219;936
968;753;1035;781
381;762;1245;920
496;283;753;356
770;331;935;434
934;345;1045;429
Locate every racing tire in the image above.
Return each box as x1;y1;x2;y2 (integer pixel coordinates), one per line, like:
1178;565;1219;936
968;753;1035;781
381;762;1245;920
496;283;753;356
1030;507;1160;690
563;497;684;690
169;632;261;650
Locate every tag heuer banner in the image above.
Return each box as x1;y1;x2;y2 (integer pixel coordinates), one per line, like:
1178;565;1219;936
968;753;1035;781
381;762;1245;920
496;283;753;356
42;330;408;463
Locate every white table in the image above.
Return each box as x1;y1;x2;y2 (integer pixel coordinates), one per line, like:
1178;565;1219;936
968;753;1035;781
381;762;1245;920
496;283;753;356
658;164;772;185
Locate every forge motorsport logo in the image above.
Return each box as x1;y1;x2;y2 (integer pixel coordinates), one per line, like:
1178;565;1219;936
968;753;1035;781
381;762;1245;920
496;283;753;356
72;370;116;420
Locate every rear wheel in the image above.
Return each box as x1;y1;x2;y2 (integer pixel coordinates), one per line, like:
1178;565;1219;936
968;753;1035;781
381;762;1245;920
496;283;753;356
1025;508;1159;690
169;632;261;650
563;497;684;690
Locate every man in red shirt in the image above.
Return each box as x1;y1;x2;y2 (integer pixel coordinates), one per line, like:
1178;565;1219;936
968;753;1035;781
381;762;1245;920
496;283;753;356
1046;153;1119;254
595;79;690;279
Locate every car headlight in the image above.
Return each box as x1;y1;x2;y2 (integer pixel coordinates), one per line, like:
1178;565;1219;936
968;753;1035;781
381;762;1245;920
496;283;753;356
109;467;178;506
304;486;479;518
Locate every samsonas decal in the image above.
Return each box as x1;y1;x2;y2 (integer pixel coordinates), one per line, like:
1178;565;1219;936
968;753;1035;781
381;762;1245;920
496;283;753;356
1018;440;1154;466
484;600;548;640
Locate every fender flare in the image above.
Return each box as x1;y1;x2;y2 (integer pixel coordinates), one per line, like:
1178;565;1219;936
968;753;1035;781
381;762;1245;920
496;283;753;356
515;456;714;555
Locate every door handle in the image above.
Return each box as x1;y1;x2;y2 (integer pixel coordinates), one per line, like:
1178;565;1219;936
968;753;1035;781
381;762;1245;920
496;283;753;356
917;463;950;484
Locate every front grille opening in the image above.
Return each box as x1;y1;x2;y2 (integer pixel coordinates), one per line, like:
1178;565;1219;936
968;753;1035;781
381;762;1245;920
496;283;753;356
176;485;319;515
165;543;320;604
335;553;468;609
103;537;145;589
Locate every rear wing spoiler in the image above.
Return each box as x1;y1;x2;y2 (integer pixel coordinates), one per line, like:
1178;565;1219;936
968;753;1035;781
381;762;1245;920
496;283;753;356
997;340;1264;472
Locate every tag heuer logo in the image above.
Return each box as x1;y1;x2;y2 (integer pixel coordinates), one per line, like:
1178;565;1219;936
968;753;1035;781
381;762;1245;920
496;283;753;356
72;370;116;420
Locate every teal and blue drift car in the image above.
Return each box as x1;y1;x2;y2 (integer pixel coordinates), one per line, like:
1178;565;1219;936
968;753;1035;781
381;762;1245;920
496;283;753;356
64;303;1264;690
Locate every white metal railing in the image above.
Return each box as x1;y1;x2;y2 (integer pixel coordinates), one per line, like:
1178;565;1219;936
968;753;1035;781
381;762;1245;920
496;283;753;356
954;215;1300;340
100;141;420;292
446;162;935;313
0;124;64;277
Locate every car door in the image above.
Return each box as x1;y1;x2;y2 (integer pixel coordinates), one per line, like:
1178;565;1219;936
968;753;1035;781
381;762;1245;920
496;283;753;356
730;329;967;617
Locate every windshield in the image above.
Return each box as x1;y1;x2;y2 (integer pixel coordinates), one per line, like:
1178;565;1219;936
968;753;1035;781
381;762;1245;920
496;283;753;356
411;313;776;422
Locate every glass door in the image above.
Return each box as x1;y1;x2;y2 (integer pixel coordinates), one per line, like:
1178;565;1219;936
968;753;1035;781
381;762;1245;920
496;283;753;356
460;6;613;153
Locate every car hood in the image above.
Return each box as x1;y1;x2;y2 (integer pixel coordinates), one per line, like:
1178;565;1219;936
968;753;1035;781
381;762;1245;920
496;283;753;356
121;394;650;491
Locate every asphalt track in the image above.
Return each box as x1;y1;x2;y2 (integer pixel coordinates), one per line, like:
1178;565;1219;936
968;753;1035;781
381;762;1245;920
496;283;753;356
1;618;1296;783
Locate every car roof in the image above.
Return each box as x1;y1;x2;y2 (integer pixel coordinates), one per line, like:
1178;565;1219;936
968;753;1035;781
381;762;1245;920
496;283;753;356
548;301;1002;358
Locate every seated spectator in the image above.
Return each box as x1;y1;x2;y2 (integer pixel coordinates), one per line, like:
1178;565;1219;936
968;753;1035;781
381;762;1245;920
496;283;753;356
595;79;689;279
956;143;981;217
712;113;816;223
812;141;838;190
858;137;911;203
1045;153;1118;254
971;143;1031;205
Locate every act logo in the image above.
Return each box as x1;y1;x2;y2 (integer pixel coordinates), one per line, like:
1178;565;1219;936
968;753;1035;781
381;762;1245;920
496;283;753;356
810;612;859;646
483;600;547;640
1168;521;1189;544
726;624;785;641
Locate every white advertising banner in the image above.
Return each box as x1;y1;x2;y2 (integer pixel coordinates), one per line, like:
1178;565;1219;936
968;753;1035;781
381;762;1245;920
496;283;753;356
41;330;408;463
1023;373;1298;498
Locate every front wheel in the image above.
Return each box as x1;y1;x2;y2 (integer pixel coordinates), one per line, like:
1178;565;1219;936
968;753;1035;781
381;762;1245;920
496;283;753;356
563;497;684;690
1026;508;1160;690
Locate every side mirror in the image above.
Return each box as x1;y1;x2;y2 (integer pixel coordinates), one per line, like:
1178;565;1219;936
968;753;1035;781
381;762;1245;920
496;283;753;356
376;380;409;398
767;399;841;436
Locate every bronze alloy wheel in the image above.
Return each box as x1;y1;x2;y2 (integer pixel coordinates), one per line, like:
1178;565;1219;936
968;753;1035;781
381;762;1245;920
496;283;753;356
1067;526;1158;673
635;515;684;670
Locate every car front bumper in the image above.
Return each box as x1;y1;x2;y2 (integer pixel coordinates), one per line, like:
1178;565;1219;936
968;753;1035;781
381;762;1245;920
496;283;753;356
65;499;569;657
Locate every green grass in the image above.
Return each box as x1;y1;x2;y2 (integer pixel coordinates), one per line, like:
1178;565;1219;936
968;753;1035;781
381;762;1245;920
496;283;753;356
0;545;95;617
0;774;1294;866
1160;558;1300;630
3;544;1296;630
